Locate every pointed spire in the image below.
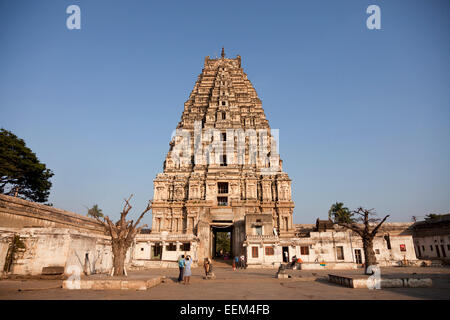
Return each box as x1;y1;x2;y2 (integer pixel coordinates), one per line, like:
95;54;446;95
221;47;225;58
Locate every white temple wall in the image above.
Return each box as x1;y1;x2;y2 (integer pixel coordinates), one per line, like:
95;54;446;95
0;227;113;276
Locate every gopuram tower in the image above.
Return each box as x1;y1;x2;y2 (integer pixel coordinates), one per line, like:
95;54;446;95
150;48;295;263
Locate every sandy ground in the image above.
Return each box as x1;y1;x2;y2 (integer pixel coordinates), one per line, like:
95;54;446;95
1;266;449;300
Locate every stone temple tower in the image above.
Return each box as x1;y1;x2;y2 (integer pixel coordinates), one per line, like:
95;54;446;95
151;49;295;262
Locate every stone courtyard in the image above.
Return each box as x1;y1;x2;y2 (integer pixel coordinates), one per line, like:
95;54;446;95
1;266;449;300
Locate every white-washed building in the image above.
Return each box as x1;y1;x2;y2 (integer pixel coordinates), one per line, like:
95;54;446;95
412;214;450;261
242;218;419;269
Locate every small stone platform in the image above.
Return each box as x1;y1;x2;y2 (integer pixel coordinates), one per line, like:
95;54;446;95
62;276;162;290
328;274;433;289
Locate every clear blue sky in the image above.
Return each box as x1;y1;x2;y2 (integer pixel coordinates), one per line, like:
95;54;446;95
1;0;449;225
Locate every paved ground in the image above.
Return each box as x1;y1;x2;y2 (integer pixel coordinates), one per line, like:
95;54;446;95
1;266;449;300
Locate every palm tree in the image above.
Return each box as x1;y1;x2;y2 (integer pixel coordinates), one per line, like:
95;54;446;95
328;202;353;223
87;204;103;219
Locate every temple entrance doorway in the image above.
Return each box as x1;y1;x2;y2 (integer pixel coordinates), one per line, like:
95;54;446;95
151;243;162;260
210;224;233;265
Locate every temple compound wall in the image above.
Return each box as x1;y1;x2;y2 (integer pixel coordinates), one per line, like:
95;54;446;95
0;195;420;274
0;227;113;276
0;194;106;234
0;194;115;276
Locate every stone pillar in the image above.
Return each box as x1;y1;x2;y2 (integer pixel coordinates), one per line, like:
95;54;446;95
147;241;153;259
161;241;166;260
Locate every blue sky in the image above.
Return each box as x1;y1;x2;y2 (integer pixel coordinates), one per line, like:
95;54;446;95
1;0;449;225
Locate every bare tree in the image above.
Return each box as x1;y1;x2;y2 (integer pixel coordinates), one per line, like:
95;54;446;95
94;195;152;276
335;207;389;275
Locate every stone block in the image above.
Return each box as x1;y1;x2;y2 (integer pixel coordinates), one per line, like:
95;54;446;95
405;278;432;288
351;279;368;288
380;279;403;288
146;277;162;288
41;266;65;275
121;280;147;290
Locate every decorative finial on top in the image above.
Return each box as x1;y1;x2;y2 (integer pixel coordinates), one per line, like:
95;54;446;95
221;47;225;58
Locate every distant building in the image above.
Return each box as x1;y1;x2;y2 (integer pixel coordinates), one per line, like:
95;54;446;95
241;220;418;269
412;214;450;261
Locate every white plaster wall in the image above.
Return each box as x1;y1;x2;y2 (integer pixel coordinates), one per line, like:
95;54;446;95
162;250;181;261
390;236;417;260
245;244;281;266
65;234;106;274
93;243;113;273
12;232;71;275
414;235;450;259
260;245;280;264
0;228;112;276
0;240;9;272
133;240;194;262
292;232;417;266
246;245;262;265
302;231;356;263
134;242;151;260
162;249;194;261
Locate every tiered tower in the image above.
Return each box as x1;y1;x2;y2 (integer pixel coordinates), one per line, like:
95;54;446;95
151;49;295;260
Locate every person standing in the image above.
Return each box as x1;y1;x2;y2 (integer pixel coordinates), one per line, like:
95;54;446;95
239;254;245;269
177;255;185;283
203;258;210;276
184;255;192;285
233;256;239;271
296;256;303;270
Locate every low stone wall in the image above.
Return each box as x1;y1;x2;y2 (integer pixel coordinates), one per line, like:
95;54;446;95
0;238;9;274
300;262;357;270
0;227;113;276
0;194;105;234
62;276;162;290
247;262;280;269
329;274;433;289
130;260;180;269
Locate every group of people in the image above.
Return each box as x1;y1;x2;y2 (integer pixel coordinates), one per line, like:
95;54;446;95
232;254;246;270
290;255;303;269
177;255;192;285
177;254;247;282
